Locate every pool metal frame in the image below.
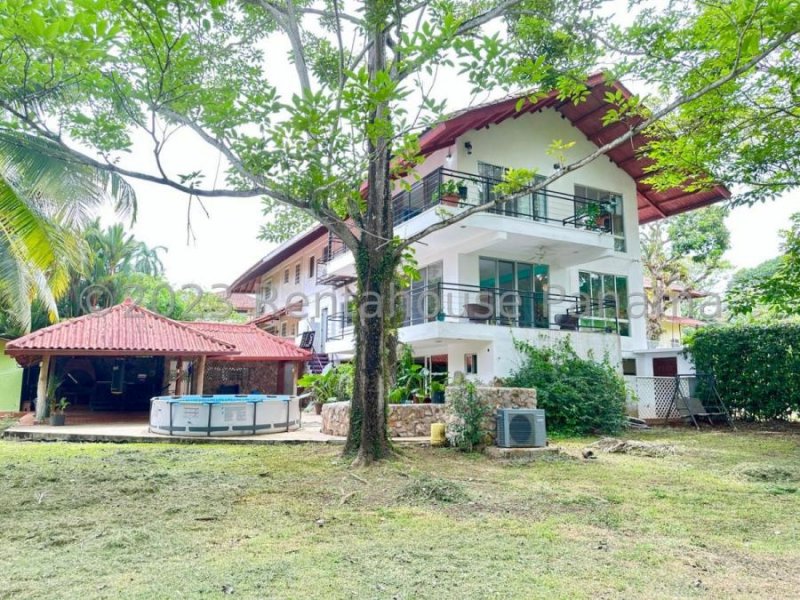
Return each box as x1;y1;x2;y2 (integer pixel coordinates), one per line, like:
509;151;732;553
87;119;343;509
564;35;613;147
150;394;299;437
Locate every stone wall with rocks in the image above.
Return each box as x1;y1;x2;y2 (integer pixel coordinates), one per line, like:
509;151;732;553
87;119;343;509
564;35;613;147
321;381;536;441
445;382;538;444
321;401;448;438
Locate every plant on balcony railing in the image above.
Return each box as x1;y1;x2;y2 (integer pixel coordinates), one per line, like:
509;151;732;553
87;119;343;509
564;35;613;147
433;179;468;206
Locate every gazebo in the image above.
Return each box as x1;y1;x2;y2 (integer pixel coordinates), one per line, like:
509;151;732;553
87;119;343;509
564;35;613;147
4;300;235;420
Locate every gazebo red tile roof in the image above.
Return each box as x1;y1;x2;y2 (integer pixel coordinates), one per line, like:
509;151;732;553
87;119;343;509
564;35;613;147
186;322;311;362
5;299;238;359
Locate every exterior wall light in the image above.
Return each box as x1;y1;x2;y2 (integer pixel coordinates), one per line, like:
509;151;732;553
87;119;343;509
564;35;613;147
464;141;473;155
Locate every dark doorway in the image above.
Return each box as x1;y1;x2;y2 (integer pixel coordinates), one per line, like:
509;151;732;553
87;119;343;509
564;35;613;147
653;357;678;377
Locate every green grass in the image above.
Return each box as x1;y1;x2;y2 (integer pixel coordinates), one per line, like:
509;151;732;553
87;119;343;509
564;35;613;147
1;429;799;599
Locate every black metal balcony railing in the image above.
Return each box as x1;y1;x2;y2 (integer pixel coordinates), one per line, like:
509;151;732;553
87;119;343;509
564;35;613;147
392;167;616;232
326;311;355;341
318;167;616;270
399;282;621;333
325;282;623;341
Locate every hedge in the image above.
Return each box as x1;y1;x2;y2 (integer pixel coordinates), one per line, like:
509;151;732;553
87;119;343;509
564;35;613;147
685;323;800;420
504;339;628;435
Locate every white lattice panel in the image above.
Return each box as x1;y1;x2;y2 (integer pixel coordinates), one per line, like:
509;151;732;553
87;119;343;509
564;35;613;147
627;377;685;419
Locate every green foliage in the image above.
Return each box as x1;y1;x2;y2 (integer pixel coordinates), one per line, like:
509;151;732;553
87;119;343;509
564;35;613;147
727;214;800;317
685;323;800;420
388;344;428;403
445;380;492;452
297;363;354;404
640;205;731;338
504;339;628;435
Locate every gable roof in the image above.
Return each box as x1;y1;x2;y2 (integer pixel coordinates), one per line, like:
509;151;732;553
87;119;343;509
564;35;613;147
185;322;311;362
5;299;238;358
230;75;730;292
417;73;729;223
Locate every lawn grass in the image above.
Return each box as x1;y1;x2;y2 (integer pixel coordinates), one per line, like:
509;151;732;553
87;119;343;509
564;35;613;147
1;429;799;599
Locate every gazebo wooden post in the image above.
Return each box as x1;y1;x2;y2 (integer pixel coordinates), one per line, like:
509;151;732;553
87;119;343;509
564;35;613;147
194;355;207;395
35;355;51;422
174;357;183;395
293;361;303;395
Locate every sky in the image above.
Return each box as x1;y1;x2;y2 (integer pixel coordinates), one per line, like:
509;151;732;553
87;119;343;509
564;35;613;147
95;5;799;291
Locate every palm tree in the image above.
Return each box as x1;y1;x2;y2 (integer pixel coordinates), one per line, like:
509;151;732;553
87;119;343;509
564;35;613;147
0;132;136;333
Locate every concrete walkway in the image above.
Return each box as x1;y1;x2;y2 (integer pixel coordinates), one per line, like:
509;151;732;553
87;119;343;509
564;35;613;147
2;413;430;446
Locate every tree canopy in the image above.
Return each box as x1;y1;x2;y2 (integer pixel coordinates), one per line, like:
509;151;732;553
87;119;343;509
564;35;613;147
640;205;731;338
727;213;800;318
0;0;797;462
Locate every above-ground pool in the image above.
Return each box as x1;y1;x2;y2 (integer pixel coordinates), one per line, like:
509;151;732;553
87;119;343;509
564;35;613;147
149;395;300;437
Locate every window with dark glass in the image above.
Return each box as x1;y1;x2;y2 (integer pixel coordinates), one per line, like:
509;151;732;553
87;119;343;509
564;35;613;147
578;270;629;335
479;257;550;328
403;261;443;326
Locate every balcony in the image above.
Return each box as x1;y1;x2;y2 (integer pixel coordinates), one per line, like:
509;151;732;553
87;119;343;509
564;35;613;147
400;281;622;334
327;311;355;341
317;236;356;287
392;167;617;234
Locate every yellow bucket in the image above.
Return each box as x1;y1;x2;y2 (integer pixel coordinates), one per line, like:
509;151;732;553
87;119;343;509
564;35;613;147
430;423;446;446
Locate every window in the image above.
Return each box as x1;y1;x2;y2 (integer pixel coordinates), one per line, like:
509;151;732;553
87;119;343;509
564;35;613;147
575;185;625;251
578;271;630;335
479;162;547;219
478;257;550;328
261;278;272;298
465;354;478;374
403;261;443;326
280;322;288;337
308;256;316;278
283;268;289;284
295;263;301;284
622;358;637;376
258;278;273;314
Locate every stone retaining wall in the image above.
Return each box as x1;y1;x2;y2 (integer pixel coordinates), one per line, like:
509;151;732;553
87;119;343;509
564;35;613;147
321;401;447;438
447;385;538;443
321;383;536;440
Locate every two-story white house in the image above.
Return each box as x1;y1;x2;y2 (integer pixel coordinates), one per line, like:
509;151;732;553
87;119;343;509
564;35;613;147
230;76;728;387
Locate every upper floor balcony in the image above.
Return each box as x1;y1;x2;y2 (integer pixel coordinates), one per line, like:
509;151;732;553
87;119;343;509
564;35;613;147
317;167;619;283
393;167;617;234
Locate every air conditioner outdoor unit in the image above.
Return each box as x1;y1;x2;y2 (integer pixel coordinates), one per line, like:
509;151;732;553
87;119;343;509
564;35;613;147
496;409;546;448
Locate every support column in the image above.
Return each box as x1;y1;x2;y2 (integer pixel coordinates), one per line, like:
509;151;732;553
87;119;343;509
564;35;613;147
293;361;302;395
194;356;207;395
174;357;183;395
35;355;51;422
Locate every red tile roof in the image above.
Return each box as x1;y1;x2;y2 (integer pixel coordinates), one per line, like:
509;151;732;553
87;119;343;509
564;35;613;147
185;322;311;362
230;75;730;293
5;299;238;358
216;292;257;312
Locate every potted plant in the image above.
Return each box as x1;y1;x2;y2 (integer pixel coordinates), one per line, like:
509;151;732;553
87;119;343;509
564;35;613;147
49;397;69;426
436;180;467;206
430;381;446;404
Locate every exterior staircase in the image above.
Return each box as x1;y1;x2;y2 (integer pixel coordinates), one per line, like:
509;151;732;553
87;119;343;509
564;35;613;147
307;352;330;374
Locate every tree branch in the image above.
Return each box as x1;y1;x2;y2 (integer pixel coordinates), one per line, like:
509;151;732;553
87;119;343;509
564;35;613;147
396;30;796;252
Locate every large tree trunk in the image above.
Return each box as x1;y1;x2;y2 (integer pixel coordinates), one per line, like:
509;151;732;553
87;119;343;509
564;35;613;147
345;248;397;464
344;6;397;465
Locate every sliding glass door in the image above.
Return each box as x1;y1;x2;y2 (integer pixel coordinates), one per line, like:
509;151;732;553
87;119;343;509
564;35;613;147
479;257;549;327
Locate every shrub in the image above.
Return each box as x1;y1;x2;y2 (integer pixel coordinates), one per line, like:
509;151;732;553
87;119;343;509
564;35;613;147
685;323;800;420
297;363;354;404
504;339;628;435
445;380;493;451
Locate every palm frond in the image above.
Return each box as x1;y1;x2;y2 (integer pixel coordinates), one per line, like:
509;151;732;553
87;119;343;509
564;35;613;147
0;130;138;225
